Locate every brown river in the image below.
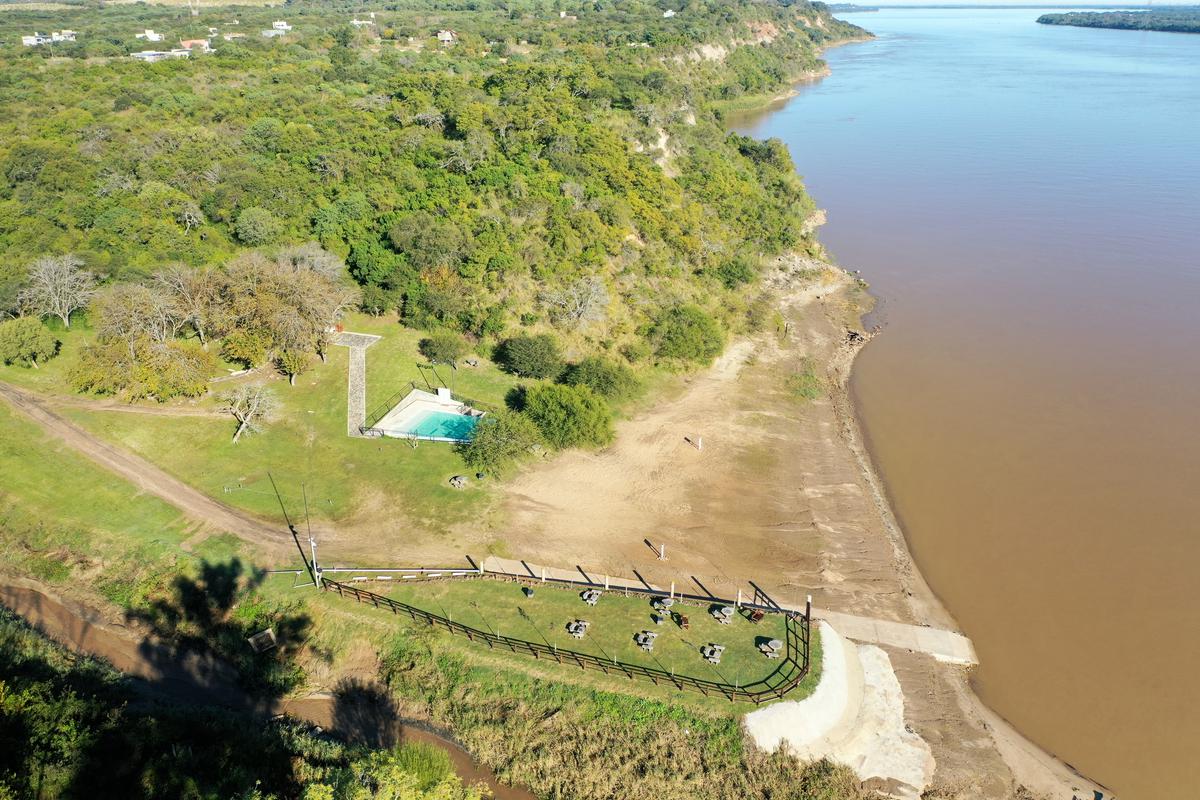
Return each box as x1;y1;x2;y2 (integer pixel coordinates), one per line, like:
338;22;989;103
733;8;1200;799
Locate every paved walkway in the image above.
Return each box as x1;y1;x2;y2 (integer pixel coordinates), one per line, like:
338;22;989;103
480;556;977;665
332;332;381;436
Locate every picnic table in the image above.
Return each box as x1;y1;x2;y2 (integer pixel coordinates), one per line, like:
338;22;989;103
759;638;784;659
634;630;659;652
713;605;735;624
700;643;726;664
580;589;602;606
566;619;590;639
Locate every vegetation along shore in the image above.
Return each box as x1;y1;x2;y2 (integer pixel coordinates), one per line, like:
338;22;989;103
0;1;1106;799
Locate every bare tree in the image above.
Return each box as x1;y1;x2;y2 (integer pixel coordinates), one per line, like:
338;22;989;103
275;242;347;282
221;384;277;443
18;255;97;329
154;264;228;348
177;202;205;233
92;284;181;357
540;276;609;329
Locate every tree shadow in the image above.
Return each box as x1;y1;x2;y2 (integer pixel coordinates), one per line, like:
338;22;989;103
125;557;311;702
331;677;400;749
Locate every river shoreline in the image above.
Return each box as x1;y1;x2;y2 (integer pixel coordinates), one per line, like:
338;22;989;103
778;37;1108;800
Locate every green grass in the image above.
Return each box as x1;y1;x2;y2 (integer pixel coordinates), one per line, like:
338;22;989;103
54;314;525;541
376;578;792;691
785;357;824;402
0;402;229;607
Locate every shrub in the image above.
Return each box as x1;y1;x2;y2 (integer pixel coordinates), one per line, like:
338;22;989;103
418;331;468;366
221;330;271;368
0;316;58;368
715;256;757;289
234;207;282;246
72;338;215;401
561;357;639;402
495;333;564;379
458;411;543;476
651;305;725;364
619;340;651;364
523;384;613;449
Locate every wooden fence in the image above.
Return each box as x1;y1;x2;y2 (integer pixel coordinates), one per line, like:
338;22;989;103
322;577;810;704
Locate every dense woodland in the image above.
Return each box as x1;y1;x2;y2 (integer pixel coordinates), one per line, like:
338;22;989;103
1037;8;1200;34
0;0;862;391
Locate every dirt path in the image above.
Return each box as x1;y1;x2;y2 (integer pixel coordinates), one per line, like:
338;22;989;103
0;578;535;800
0;380;293;560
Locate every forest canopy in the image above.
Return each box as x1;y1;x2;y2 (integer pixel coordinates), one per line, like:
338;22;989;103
0;0;864;366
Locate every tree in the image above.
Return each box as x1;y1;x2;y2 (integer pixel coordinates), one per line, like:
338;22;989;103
458;410;544;476
651;305;725;364
540;277;609;329
91;284;181;356
222;330;271;369
154;264;230;348
496;334;564;379
277;349;311;386
561;356;638;401
71;338;215;401
522;383;613;449
221;385;277;442
418;332;468;366
18;255;96;329
0;317;58;368
235;207;282;246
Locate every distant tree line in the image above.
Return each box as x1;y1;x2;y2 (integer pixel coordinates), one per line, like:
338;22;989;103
1037;9;1200;34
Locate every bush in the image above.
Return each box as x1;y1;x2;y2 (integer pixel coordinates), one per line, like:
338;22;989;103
495;334;564;379
234;207;282;246
418;331;468;366
561;357;639;402
221;330;271;369
0;316;58;367
651;305;725;364
458;410;543;476
715;256;757;289
523;384;613;449
72;338;215;401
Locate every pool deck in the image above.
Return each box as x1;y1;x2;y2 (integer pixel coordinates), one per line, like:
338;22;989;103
372;387;482;442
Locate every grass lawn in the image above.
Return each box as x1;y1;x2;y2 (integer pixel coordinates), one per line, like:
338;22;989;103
53;314;527;549
0;402;234;595
379;578;793;690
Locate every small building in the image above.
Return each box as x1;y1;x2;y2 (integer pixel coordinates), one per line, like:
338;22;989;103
350;18;373;27
131;49;191;62
271;20;292;31
436;29;456;46
178;38;212;53
663;9;677;18
222;32;246;41
135;29;165;42
22;30;76;46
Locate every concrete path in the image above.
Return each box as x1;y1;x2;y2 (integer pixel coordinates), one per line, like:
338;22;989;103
480;555;977;665
332;332;381;437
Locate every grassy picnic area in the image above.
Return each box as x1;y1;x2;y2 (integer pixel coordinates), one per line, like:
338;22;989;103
378;577;796;691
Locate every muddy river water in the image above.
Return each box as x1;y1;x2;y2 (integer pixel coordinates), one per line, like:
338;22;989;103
733;9;1200;798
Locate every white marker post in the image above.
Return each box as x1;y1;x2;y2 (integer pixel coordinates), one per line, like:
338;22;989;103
604;575;610;590
541;567;547;583
736;588;742;608
658;543;666;561
670;581;675;600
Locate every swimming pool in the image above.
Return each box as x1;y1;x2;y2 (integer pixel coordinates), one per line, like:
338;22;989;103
407;410;479;441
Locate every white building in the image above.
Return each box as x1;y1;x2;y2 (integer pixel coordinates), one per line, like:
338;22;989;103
436;29;456;46
271;20;292;31
261;28;286;38
135;29;165;42
22;30;77;46
222;32;246;41
131;49;191;62
663;9;677;18
350;19;372;27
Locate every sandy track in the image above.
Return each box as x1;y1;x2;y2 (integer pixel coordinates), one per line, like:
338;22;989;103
0;380;293;560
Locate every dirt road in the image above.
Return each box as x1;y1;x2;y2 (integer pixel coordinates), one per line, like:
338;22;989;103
0;380;294;560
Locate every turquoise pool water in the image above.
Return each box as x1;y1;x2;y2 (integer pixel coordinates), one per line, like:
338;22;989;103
408;410;479;441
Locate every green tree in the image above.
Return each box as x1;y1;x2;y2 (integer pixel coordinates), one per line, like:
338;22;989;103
222;330;272;369
418;332;468;366
458;411;544;476
277;349;311;386
523;384;613;449
496;334;563;379
561;356;638;402
0;317;58;368
235;208;282;246
651;306;725;364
